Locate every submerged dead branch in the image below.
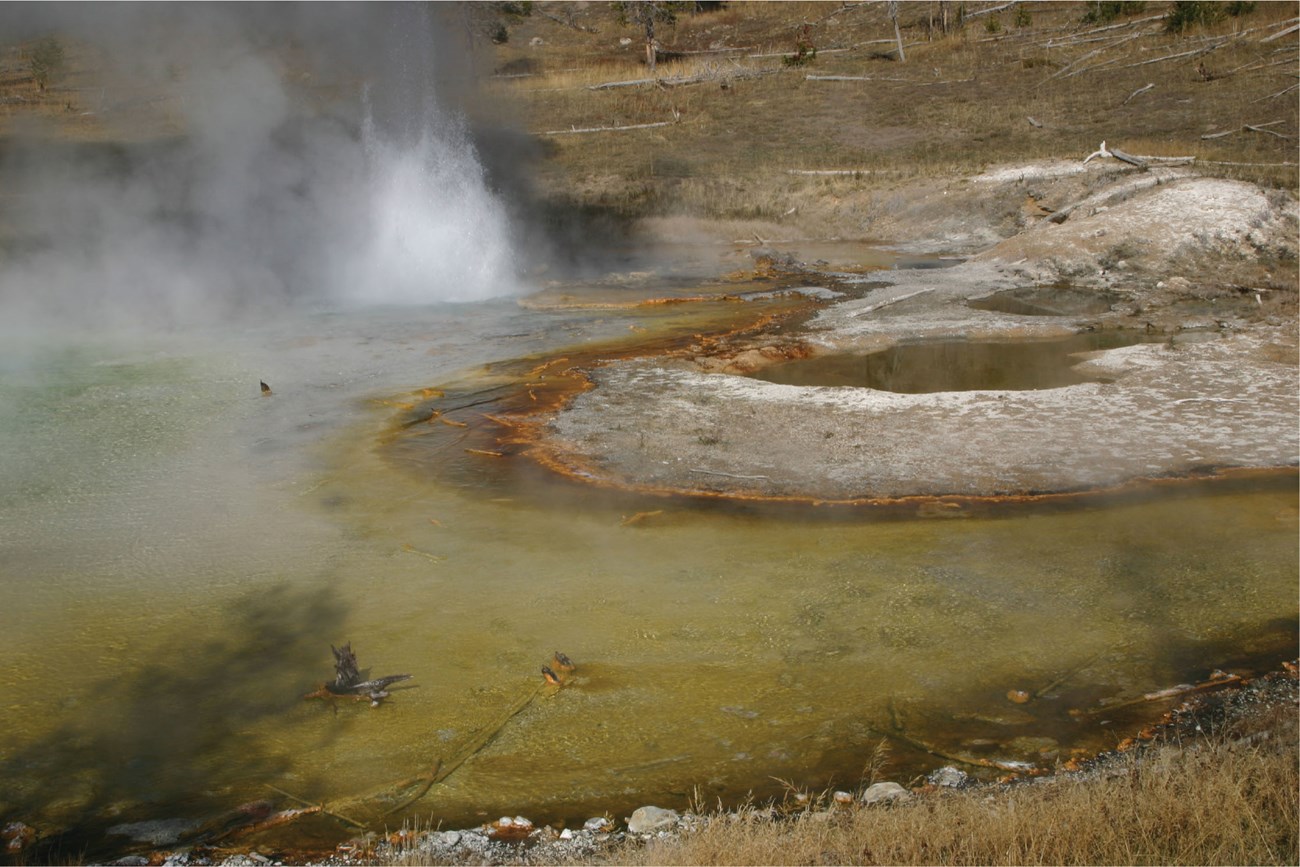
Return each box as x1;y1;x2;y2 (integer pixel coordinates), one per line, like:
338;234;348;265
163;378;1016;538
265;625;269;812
376;654;577;816
264;785;368;831
1034;646;1120;700
304;643;413;708
1080;672;1243;717
873;703;1034;773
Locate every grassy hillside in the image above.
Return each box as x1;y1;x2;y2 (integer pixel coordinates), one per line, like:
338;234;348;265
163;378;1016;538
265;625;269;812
0;2;1294;245
481;1;1298;228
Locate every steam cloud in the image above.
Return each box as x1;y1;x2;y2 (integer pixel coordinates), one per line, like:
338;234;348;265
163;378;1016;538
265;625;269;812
0;3;523;333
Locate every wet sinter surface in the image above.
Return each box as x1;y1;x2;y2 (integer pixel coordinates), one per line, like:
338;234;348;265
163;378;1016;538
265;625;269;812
0;252;1295;857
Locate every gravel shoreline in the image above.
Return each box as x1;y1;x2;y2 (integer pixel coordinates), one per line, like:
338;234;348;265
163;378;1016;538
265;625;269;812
137;667;1292;866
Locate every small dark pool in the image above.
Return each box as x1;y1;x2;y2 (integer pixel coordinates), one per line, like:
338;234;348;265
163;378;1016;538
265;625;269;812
968;285;1123;316
750;332;1162;393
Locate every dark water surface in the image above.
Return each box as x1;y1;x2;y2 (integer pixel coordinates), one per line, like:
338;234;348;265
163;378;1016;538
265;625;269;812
750;332;1165;393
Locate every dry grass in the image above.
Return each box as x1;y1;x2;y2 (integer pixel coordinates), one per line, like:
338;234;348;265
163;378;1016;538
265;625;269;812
607;702;1299;867
3;2;1294;230
489;1;1299;225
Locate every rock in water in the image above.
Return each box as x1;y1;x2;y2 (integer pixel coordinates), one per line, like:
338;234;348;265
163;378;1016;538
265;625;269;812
928;766;970;788
627;806;679;833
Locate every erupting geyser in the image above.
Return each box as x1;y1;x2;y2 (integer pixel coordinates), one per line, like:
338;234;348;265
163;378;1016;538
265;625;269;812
350;89;518;306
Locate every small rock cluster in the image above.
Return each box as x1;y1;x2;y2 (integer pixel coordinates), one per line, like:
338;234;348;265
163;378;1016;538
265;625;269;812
369;814;629;865
359;782;924;867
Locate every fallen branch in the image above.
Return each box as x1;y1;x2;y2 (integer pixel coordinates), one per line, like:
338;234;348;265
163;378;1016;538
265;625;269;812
390;684;546;808
401;543;445;562
211;806;323;842
852;288;935;316
962;1;1019;20
1060;56;1127;79
1041;13;1166;45
1245;122;1296;139
747;46;854;59
264;785;368;831
1116;40;1225;70
786;168;878;176
689;468;771;481
659;46;753;56
876;728;1035;773
869;707;1035;773
540;119;675;135
608;754;692;776
374;760;444;818
379;656;574;815
1171;397;1250;405
1051;167;1187;224
1121;82;1155;105
1080;673;1243;716
536;8;597;33
1253;82;1299;102
813;2;870;24
1193;159;1296;167
304;643;414;708
1044;31;1144;82
1227;53;1300;75
620;509;664;526
1083;140;1147;167
1034;645;1119;700
1201;120;1293;140
1260;19;1300;43
586;77;656;90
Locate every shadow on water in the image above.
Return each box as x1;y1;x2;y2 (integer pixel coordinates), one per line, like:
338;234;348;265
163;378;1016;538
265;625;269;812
0;581;347;864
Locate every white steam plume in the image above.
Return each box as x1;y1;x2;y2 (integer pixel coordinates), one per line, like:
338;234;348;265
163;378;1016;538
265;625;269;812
0;3;521;336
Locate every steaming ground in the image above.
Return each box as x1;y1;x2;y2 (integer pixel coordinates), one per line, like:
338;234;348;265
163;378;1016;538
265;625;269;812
538;172;1300;503
0;4;527;335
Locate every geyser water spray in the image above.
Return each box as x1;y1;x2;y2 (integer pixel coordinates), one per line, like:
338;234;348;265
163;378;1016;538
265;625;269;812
347;87;519;306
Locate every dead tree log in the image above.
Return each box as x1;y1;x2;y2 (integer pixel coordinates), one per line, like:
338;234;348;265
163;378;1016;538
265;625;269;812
304;643;413;707
1083;140;1146;167
888;1;906;62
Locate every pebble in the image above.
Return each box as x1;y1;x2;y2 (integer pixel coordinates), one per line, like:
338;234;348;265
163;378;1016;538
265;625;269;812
627;805;679;834
2;822;35;852
583;816;613;832
860;781;911;805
